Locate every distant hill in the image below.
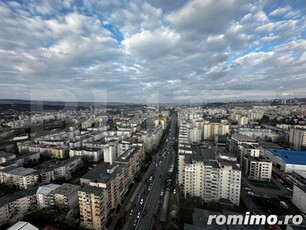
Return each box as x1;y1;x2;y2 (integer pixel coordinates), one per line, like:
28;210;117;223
0;99;140;113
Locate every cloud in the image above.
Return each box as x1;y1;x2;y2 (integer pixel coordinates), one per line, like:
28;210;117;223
0;0;306;103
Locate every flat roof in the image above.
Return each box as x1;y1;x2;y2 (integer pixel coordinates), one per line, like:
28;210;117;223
0;187;37;206
7;221;38;230
269;149;306;165
1;166;36;176
232;133;257;142
52;183;80;196
36;184;61;196
258;141;283;149
79;185;104;195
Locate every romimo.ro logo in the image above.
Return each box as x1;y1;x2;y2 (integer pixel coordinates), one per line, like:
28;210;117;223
207;212;303;226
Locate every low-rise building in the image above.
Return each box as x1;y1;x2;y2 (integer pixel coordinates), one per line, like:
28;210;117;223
0;188;37;226
50;183;80;210
36;184;61;208
35;156;83;184
0;167;38;189
264;149;306;173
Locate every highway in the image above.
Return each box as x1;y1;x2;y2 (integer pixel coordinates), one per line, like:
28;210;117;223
135;114;177;230
123;113;178;230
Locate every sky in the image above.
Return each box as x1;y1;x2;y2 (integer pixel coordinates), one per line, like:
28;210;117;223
1;0;306;104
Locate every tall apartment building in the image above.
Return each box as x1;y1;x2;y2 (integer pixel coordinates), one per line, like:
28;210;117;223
229;133;258;156
189;128;202;143
180;147;241;206
203;123;229;140
78;186;106;230
182;155;241;206
79;147;143;229
289;128;306;150
36;184;61;208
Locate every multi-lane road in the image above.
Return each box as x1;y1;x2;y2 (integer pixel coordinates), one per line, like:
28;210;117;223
123;113;178;230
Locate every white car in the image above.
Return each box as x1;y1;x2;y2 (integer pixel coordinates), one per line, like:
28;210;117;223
140;198;144;205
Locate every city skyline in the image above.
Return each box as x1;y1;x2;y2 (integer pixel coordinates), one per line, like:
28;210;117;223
1;0;306;103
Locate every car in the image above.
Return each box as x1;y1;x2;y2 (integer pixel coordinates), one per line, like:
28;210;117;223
140;198;144;205
173;189;176;194
138;193;141;198
133;219;138;227
160;190;164;196
142;209;146;217
130;209;134;216
136;211;141;219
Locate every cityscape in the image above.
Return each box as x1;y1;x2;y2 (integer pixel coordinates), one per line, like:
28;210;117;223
1;0;306;230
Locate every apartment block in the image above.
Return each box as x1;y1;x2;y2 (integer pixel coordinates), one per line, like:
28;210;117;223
36;184;61;208
0;188;37;226
0;167;38;189
289;128;306;150
78;186;106;230
229;133;258;156
181;147;241;206
242;156;272;181
79;147;142;229
49;183;80;210
69;147;103;162
35;156;83;184
203;123;229;140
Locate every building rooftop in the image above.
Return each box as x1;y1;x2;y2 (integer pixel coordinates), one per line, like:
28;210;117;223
7;221;38;230
36;184;61;196
0;187;37;206
192;145;215;160
1;166;36;176
232;133;257;142
70;147;102;152
81;162;110;180
258;141;283;149
34;156;81;172
269;149;306;165
115;147;140;163
79;185;104;195
52;183;80;197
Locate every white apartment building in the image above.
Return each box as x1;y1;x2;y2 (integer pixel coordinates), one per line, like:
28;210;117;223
69;147;103;162
0;167;38;189
78;185;106;230
242;157;272;181
203;123;229;140
189;128;202;143
79;147;143;229
182;155;241;206
289;128;306;150
36;184;61;208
